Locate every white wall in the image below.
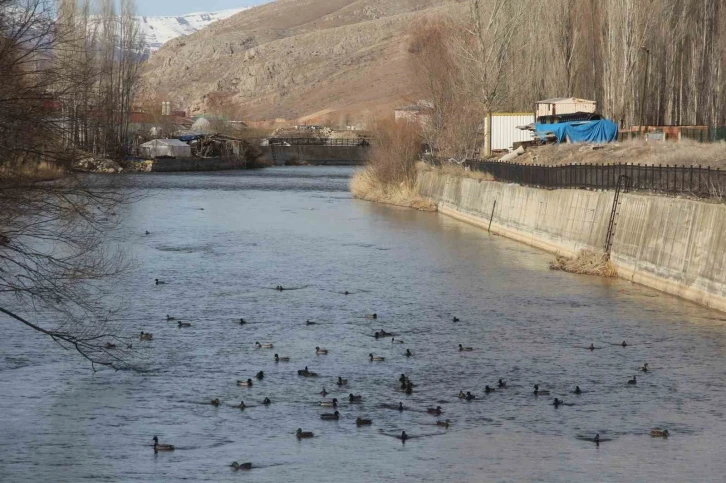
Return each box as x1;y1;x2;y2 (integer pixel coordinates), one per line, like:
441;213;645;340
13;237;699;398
486;113;534;151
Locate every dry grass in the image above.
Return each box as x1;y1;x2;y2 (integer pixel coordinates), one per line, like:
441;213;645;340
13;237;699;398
350;166;437;211
518;140;726;168
417;161;494;181
0;161;66;182
550;250;618;278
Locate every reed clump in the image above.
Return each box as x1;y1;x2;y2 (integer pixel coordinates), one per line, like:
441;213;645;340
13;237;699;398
550;250;618;278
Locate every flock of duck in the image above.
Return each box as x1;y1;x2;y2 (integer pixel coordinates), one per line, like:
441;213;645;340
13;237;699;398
146;282;670;470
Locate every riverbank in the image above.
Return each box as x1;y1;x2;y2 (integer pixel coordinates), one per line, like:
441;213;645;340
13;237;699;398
415;169;726;312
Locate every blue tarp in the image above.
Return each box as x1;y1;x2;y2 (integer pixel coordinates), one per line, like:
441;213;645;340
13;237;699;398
177;134;202;142
535;119;619;143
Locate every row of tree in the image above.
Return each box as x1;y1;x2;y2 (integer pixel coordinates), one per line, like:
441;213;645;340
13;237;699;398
410;0;726;158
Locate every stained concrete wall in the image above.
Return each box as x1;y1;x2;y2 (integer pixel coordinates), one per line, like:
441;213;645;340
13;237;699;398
417;171;726;312
259;145;369;165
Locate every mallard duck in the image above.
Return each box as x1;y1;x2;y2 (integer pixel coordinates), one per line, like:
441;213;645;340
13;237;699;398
306;320;316;325
275;354;290;362
140;331;153;341
255;342;273;349
296;428;314;439
349;393;362;402
320;410;340;420
237;378;253;387
356;417;372;426
320;387;328;396
650;429;670;438
152;436;174;452
344;291;350;295
640;363;649;372
427;406;443;415
320;398;338;407
498;379;506;388
458;390;466;399
256;371;264;380
399;374;408;383
405;385;413;395
465;391;476;400
230;462;252;471
621;341;627;347
392;338;404;344
239;318;246;325
211;398;221;406
369;353;385;361
458;344;473;351
574;386;582;394
337;377;348;386
484;385;494;394
594;433;601;445
405;349;412;357
589;343;595;351
628;375;637;385
262;397;271;405
166;315;176;321
452;317;460;322
276;285;284;291
553;398;562;407
104;342;117;349
534;384;550;396
366;313;378;319
155;279;166;285
178;321;191;328
397;402;404;411
437;419;451;428
316;347;329;355
237;400;246;409
398;431;408;442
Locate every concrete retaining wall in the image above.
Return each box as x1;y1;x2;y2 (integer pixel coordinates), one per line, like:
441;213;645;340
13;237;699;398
260;145;369;165
417;171;726;312
124;157;252;172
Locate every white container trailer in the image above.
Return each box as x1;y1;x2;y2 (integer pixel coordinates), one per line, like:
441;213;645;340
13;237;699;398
485;113;534;151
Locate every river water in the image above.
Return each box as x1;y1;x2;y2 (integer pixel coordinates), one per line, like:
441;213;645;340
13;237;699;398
2;167;726;482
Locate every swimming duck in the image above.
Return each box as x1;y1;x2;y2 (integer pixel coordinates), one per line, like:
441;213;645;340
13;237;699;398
574;386;582;394
211;398;221;406
178;321;191;328
369;353;385;361
405;349;412;357
627;375;637;385
484;385;495;394
452;317;460;322
344;291;350;295
255;342;273;349
276;286;284;291
498;379;507;388
589;343;595;351
392;338;404;344
594;433;600;445
621;341;627;347
152;436;174;452
320;387;328;396
356;417;372;426
398;402;404;411
275;354;290;362
104;342;117;349
316;347;329;355
139;331;153;341
437;419;451;428
458;390;466;399
306;320;316;325
650;429;670;438
239;318;246;325
640;363;649;372
237;378;253;387
427;406;443;415
349;393;362;402
166;315;176;321
399;374;408;383
458;344;473;352
369;313;378;319
320;398;338;407
553;398;562;407
262;397;271;405
296;428;314;439
230;462;252;471
145;231;150;235
533;384;550;396
337;377;348;386
398;431;408;442
155;279;166;285
320;410;340;420
256;371;264;380
465;391;476;400
405;385;413;395
238;400;246;409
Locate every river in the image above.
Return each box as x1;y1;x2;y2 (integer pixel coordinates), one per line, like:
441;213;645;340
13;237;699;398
1;167;726;482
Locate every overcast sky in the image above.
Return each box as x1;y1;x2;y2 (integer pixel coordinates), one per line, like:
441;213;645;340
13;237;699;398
137;0;269;16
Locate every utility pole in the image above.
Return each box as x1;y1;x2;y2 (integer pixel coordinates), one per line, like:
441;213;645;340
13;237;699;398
639;46;651;138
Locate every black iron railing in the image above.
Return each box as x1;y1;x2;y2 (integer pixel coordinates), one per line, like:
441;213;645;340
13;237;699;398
463;161;726;199
267;137;370;146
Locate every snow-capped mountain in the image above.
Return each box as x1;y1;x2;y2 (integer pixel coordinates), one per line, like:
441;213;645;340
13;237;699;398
138;8;249;53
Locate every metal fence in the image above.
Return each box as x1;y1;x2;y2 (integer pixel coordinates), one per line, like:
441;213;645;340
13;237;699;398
267;137;370;146
464;161;726;199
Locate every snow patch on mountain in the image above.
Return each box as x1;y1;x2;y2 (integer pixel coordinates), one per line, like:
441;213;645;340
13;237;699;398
139;8;248;53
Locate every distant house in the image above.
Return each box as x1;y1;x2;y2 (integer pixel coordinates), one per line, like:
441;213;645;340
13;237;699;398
536;97;596;119
140;139;191;158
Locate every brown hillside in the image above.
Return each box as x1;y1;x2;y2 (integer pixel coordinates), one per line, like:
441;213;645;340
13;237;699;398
137;0;464;126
